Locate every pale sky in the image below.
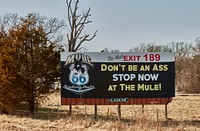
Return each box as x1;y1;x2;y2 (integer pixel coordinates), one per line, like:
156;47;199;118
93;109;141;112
1;0;200;51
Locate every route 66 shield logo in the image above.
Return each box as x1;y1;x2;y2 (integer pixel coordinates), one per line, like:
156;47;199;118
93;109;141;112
69;57;89;86
63;54;95;95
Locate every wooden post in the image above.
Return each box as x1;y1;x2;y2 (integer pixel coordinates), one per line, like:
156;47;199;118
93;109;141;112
57;102;60;118
69;105;72;116
142;104;144;114
156;109;159;131
84;104;87;118
107;108;110;120
165;104;168;119
117;104;121;121
156;109;159;123
94;105;97;119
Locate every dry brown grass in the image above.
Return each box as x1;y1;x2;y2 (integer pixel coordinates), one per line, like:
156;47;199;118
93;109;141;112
0;93;200;131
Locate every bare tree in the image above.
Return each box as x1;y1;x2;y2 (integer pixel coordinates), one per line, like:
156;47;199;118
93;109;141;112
66;0;97;52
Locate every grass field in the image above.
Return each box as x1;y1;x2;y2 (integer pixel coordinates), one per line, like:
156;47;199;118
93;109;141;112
0;93;200;131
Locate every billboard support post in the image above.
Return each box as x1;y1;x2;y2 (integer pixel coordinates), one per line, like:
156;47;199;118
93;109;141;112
107;108;110;120
69;105;72;116
84;104;87;118
142;104;144;114
117;104;121;121
165;104;168;119
94;105;97;119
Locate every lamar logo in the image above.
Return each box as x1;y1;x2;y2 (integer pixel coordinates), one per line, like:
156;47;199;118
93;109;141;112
63;54;95;95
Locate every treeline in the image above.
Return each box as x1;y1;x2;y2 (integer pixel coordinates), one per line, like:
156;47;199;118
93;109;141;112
0;13;64;114
130;42;200;94
105;42;200;94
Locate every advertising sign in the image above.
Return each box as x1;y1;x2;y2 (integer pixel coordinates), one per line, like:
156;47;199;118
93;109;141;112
61;52;175;98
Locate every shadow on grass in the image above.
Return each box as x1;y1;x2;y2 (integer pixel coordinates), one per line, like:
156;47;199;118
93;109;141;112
16;104;70;120
16;103;135;122
15;104;200;128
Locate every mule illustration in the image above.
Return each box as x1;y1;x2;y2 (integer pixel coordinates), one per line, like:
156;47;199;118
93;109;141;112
68;57;89;85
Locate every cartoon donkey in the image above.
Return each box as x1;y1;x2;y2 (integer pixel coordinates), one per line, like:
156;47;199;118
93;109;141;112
68;57;89;85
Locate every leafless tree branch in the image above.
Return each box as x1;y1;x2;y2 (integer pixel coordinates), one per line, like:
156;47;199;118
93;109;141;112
66;0;97;52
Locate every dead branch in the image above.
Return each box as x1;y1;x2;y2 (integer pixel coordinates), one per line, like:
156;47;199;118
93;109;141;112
66;0;97;52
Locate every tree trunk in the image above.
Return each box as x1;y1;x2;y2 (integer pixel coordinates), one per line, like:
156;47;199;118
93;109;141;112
1;107;9;115
29;100;35;115
29;86;35;115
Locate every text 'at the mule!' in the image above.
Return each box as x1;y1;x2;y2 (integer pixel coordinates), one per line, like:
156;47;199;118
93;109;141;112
61;52;175;99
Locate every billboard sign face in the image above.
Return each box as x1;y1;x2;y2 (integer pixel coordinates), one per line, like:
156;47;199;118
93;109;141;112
61;52;175;98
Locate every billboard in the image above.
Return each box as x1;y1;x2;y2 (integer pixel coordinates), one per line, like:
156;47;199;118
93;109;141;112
61;52;175;99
